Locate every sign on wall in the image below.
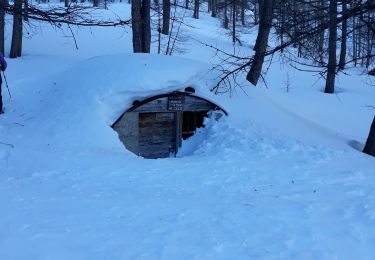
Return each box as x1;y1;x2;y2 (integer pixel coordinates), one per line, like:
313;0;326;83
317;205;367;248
168;95;185;111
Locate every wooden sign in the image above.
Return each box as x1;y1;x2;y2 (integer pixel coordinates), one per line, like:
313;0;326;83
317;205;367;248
168;95;185;111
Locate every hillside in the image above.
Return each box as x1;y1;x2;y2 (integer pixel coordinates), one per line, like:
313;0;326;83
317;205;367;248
1;2;375;259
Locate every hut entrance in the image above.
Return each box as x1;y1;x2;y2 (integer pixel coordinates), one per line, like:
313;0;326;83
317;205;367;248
111;91;227;159
139;112;176;159
182;111;208;140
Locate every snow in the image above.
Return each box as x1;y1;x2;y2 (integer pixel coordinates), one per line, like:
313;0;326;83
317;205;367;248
1;2;375;260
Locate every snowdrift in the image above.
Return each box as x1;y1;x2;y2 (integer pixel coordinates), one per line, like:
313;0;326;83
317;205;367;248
13;54;230;152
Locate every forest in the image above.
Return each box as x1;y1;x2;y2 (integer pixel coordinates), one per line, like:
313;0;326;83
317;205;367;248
0;0;375;259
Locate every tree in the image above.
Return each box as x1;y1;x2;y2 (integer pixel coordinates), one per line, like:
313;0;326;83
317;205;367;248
232;0;236;43
338;0;347;70
0;0;6;54
246;0;274;85
324;0;338;94
131;0;151;53
193;0;199;19
211;0;216;17
23;0;28;21
162;0;170;35
10;0;23;58
363;116;375;157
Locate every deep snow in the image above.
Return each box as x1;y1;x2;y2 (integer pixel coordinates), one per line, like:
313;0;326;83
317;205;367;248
1;2;375;260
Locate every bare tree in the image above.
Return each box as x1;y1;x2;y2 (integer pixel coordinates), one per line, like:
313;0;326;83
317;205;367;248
338;0;347;70
132;0;151;53
246;0;274;85
162;0;170;34
10;0;23;58
324;0;338;94
23;0;28;21
193;0;199;18
0;0;6;54
363;116;375;157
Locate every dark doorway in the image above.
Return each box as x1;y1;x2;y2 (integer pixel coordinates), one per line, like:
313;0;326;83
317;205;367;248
182;111;208;140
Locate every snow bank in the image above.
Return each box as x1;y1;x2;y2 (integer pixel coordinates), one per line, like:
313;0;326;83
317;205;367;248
17;54;227;151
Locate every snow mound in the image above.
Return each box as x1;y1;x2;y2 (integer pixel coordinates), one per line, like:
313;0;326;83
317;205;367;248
24;54;222;151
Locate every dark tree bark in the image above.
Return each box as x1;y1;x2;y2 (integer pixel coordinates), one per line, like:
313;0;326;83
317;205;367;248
211;0;216;17
241;0;245;25
363;116;375;157
0;0;6;55
93;0;99;7
141;0;151;53
338;0;347;70
318;0;325;65
23;0;29;21
253;0;259;25
132;0;143;52
162;0;170;35
324;0;338;94
224;0;228;29
10;0;23;58
64;0;69;7
232;0;236;43
246;0;274;86
258;0;263;22
132;0;151;53
185;0;188;9
193;0;199;19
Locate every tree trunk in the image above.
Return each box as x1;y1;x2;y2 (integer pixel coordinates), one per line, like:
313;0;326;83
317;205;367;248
0;0;6;55
246;0;274;86
232;0;236;43
318;0;325;65
10;0;23;58
23;0;29;21
162;0;170;35
241;0;245;25
363;116;375;157
65;0;69;7
93;0;99;7
324;0;337;94
253;0;259;25
132;0;143;52
258;0;263;22
157;0;161;54
193;0;199;19
211;0;216;17
141;0;151;53
224;0;228;29
338;0;347;70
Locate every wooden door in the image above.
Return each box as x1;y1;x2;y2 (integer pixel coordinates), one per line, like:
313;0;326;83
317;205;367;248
138;113;176;158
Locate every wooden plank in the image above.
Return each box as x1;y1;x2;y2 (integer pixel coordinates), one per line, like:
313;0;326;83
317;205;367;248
138;112;176;159
133;95;216;113
168;95;185;111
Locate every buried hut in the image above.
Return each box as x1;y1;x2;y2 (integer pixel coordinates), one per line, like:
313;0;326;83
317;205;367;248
111;87;227;159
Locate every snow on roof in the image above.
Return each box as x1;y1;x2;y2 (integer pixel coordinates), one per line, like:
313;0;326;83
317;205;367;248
62;53;225;122
31;54;225;150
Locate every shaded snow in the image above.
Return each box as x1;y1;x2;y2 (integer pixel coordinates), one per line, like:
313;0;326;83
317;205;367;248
0;2;375;260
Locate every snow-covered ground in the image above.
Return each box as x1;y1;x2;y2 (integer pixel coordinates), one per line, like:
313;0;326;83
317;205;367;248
1;2;375;259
